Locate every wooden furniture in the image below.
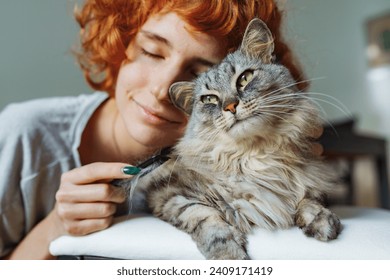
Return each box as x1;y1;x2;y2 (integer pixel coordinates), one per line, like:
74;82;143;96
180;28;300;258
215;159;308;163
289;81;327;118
320;118;390;209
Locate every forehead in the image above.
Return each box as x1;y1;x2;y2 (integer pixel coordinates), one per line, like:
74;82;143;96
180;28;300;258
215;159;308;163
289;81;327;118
141;12;226;63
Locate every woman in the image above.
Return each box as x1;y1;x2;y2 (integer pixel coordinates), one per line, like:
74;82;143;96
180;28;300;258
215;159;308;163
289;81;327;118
0;0;319;259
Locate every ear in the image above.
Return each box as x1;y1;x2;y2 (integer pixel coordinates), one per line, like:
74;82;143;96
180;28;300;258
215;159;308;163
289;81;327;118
240;18;274;63
168;81;195;115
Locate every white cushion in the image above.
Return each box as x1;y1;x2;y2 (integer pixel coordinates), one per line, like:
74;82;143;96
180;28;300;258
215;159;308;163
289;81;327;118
49;206;390;259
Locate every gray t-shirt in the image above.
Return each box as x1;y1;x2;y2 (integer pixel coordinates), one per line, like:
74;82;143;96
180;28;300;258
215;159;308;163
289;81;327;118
0;92;108;257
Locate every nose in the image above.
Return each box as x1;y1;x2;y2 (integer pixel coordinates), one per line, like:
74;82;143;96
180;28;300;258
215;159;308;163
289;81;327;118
224;100;239;114
152;65;185;102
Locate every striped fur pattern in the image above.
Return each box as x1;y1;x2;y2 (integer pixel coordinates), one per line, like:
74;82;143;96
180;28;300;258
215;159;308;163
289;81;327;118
122;19;341;259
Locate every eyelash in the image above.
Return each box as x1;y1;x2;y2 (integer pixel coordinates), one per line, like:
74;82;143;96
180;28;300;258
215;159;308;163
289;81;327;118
141;48;200;78
141;49;164;60
190;71;199;78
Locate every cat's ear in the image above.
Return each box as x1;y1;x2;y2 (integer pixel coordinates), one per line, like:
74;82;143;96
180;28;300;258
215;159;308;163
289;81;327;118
169;81;195;115
240;18;274;63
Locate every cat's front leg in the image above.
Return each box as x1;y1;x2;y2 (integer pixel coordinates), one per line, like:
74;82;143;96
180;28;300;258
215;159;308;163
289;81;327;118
193;214;249;260
155;197;249;260
295;197;341;241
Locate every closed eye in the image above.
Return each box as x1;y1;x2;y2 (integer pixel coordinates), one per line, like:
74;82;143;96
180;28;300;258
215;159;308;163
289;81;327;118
141;49;165;60
190;70;199;78
200;94;219;104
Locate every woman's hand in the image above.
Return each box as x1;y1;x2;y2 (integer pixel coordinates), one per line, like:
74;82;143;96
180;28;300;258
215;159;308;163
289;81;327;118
309;125;324;156
54;162;137;236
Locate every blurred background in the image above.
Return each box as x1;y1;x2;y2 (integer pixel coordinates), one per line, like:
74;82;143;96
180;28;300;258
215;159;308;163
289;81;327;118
0;1;89;107
0;0;389;208
284;0;390;147
282;0;390;208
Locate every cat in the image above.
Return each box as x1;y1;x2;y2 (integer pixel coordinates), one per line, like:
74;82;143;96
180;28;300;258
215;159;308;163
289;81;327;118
118;18;341;260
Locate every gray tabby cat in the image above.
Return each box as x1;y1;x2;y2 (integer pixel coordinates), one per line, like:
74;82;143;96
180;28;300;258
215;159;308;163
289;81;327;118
121;18;341;260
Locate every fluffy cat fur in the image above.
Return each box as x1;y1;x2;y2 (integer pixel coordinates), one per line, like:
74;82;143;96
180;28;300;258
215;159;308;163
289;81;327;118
118;18;341;260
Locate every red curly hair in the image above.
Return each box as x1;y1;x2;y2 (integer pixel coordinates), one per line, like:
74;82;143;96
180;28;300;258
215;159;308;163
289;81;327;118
75;0;307;95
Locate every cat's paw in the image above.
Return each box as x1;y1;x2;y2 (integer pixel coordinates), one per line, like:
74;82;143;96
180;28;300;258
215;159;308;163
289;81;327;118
301;209;341;241
207;239;249;260
202;228;249;260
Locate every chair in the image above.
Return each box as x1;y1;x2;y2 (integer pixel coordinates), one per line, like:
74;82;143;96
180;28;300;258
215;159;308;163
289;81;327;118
320;118;390;209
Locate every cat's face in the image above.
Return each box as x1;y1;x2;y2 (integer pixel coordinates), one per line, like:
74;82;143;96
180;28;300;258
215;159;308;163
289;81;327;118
169;19;300;140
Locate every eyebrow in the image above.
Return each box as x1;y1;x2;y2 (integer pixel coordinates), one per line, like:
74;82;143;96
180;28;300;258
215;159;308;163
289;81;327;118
139;29;218;67
193;58;215;68
140;30;172;49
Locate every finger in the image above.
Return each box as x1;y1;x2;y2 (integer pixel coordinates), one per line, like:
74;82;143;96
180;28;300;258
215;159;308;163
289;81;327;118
63;217;114;236
61;162;140;185
57;202;117;220
309;125;324;139
311;142;324;156
56;183;127;203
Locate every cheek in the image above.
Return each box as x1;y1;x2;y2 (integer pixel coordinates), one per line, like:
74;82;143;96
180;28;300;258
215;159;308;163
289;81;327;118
196;105;226;129
115;63;147;120
116;62;148;95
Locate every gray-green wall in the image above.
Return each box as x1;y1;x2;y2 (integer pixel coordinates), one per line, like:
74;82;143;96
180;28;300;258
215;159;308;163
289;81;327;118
1;0;389;143
0;0;90;109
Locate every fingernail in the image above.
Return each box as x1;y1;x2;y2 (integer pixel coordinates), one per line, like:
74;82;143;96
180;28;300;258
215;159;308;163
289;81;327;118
121;166;141;175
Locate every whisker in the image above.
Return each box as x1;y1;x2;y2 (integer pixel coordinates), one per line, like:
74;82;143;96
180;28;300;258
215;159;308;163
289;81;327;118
261;92;303;103
254;110;294;125
258;101;339;136
303;92;352;118
260;91;352;120
306;96;352;118
256;75;351;118
261;77;326;100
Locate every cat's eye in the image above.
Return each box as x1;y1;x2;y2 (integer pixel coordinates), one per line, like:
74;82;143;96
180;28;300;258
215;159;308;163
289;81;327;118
237;70;254;90
200;95;219;104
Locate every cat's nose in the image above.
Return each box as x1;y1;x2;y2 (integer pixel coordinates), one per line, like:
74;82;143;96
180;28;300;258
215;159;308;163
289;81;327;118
224;101;239;114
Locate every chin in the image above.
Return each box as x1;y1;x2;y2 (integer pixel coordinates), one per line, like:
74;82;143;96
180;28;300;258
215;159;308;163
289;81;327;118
137;127;181;149
227;117;264;139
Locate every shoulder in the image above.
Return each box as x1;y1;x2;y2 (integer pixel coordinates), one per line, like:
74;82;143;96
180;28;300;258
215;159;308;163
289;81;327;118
0;91;108;181
0;92;108;138
0;92;108;166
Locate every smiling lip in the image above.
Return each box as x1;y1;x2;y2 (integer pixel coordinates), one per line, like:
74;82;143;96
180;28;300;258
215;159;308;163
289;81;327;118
134;99;180;125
